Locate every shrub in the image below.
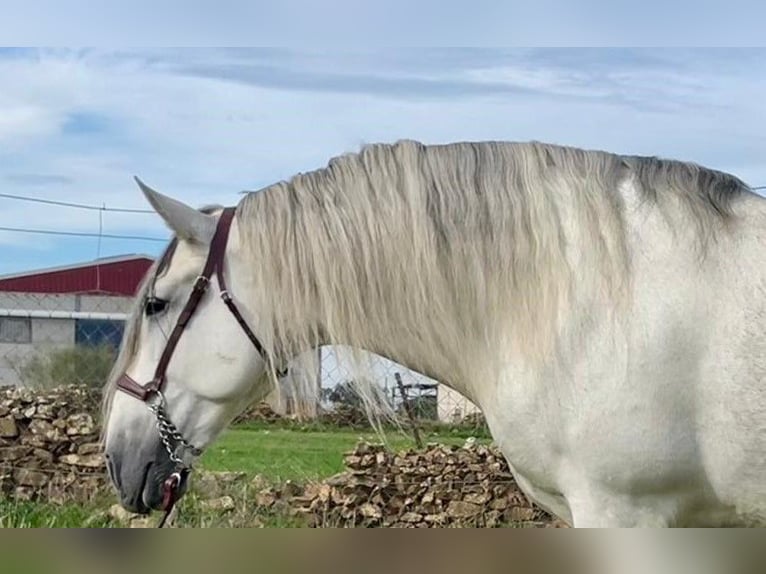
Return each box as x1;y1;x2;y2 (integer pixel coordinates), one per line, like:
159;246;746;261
17;345;116;390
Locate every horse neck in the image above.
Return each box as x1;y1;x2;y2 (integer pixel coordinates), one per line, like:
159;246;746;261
241;241;485;405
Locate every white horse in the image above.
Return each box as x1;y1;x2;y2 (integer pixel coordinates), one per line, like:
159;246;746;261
102;139;766;527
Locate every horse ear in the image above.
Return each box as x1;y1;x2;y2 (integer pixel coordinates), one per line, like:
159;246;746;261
134;177;216;245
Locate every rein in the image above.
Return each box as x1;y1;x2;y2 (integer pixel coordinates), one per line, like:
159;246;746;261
115;206;272;527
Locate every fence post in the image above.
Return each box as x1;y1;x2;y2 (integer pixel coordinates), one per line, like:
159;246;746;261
395;372;424;449
316;346;322;412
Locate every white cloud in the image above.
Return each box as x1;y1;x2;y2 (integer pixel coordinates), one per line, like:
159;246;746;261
0;48;765;272
0;104;63;147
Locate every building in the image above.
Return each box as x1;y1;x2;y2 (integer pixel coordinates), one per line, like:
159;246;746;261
0;255;154;387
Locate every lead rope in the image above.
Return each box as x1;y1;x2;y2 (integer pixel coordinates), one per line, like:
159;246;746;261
157;472;184;528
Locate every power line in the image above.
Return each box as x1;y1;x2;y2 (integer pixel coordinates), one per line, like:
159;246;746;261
0;225;168;242
0;192;154;213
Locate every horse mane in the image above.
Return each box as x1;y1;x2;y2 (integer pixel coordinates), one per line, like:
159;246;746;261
235;139;749;411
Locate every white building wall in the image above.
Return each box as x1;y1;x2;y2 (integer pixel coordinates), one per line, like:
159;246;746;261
78;295;134;314
0;293;76;311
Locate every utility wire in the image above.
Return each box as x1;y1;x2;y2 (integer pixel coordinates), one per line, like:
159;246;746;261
0;225;167;242
0;191;154;213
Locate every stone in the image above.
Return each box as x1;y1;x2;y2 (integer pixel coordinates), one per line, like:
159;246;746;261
32;404;56;419
77;443;102;456
359;503;382;520
0;473;14;494
345;455;361;467
109;504;136;524
446;500;482;519
304;483;331;503
0;446;30;461
255;489;277;508
282;480;302;498
484;510;502;528
129;517;155;528
464;492;491;505
32;448;55;464
28;420;64;442
0;416;18;438
200;496;236;512
249;474;269;491
68;476;106;502
20;435;52;449
13;468;49;487
325;472;350;487
59;453;104;468
65;414;95;436
508;506;538;523
423;513;448;524
191;472;222;499
14;486;36;501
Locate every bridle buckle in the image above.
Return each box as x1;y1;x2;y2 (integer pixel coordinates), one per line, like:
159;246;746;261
193;275;210;291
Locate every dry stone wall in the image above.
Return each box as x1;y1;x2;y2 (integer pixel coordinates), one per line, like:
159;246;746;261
256;441;562;528
0;385;107;503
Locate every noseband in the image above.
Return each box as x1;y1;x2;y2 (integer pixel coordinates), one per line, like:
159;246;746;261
115;206;272;524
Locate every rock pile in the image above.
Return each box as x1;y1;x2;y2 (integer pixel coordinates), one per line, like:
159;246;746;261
256;441;561;528
231;401;283;425
0;386;563;528
0;385;107;503
317;404;371;429
456;411;488;431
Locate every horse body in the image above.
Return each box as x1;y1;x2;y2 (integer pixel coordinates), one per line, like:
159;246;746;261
103;140;766;527
479;188;766;526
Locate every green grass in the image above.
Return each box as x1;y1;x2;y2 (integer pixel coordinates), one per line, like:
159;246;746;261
0;498;113;528
0;425;491;528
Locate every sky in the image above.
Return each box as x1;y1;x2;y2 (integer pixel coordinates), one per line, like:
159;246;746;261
1;48;765;275
1;1;764;46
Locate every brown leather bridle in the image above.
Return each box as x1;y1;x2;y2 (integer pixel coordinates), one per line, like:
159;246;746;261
115;206;271;526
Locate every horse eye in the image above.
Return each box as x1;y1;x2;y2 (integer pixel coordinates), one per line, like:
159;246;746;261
144;297;169;317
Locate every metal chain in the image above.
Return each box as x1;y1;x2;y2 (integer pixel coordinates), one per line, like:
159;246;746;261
147;393;201;467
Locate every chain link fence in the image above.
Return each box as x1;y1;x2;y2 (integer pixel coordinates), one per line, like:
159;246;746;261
0;292;127;391
0;290;480;424
316;347;480;424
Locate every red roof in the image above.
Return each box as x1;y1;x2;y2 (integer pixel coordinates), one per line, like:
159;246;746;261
0;255;155;296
